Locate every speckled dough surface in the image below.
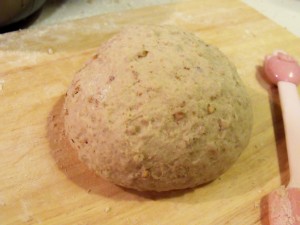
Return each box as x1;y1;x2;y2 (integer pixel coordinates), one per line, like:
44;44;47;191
64;25;252;192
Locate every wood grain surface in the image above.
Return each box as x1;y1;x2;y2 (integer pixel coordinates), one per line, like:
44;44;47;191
1;0;300;224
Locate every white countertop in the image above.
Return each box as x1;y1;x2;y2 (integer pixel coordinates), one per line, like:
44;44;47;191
243;0;300;37
32;0;300;37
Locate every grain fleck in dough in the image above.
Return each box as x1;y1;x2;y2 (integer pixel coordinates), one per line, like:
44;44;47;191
64;25;252;192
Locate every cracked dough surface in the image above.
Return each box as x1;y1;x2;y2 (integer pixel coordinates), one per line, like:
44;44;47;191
64;25;252;192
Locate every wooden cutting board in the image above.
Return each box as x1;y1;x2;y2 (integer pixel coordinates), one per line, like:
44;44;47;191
1;0;300;224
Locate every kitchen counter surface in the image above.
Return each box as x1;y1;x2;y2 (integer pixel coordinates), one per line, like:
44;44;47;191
32;0;300;37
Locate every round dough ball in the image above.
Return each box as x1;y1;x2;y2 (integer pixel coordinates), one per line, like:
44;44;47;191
64;25;252;192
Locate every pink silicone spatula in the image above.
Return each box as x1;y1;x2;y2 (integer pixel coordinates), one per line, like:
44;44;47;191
264;51;300;225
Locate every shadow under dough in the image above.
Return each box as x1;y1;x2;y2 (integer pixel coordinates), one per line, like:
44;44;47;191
47;95;194;201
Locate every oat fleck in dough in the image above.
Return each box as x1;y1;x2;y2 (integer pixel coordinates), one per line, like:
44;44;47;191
64;26;252;192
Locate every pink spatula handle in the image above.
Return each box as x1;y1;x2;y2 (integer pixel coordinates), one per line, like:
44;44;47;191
277;81;300;188
264;51;300;225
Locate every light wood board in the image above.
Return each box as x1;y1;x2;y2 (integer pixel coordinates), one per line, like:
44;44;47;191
1;0;300;224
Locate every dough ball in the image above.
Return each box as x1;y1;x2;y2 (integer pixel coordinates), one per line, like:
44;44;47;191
64;26;252;192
